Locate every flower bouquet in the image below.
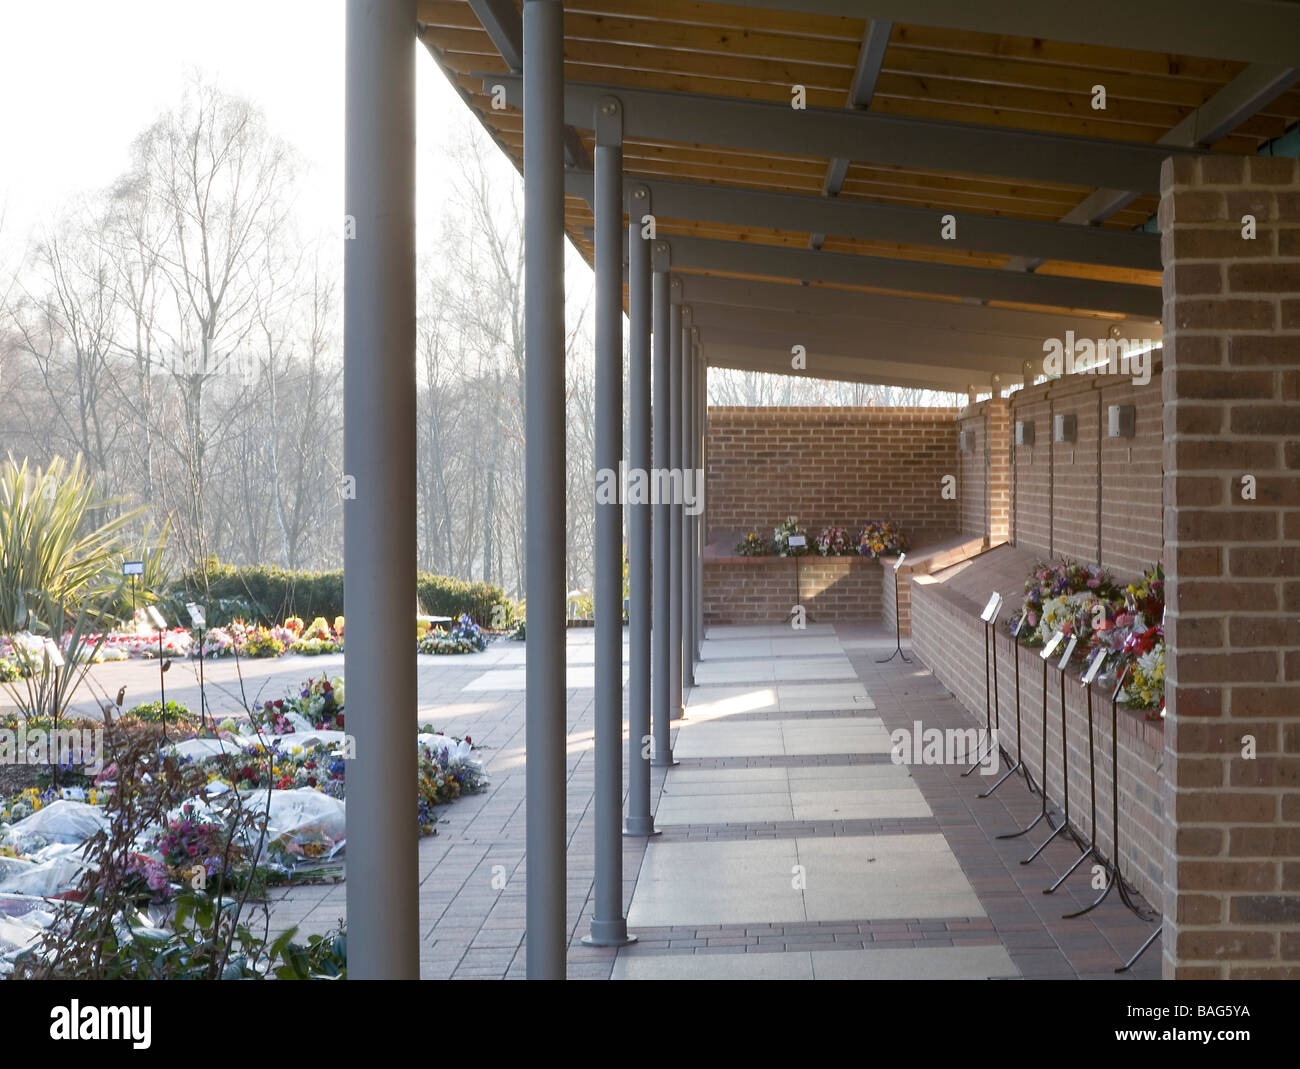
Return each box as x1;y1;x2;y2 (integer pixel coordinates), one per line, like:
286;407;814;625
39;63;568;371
857;521;908;559
734;532;770;557
1008;558;1123;647
816;527;852;556
773;516;809;557
418;614;488;655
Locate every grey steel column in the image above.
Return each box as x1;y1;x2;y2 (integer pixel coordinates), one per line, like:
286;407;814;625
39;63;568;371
343;0;418;981
585;96;632;947
696;340;706;658
667;294;684;720
626;186;656;834
651;243;675;766
681;311;695;686
523;0;566;980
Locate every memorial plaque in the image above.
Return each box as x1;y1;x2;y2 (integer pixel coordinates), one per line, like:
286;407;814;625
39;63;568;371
1058;633;1079;669
980;592;1003;623
1082;648;1107;685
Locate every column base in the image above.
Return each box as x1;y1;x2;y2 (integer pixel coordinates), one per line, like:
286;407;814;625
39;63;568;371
651;754;678;767
624;818;660;837
582;921;636;947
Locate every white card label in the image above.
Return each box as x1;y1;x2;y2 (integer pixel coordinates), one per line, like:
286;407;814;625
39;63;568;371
1082;648;1107;685
893;552;906;572
1058;633;1079;669
1040;630;1065;659
122;560;145;576
980;592;1002;623
787;534;806;547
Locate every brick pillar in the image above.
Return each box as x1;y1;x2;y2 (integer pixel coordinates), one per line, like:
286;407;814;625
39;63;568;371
986;397;1011;544
1161;154;1300;980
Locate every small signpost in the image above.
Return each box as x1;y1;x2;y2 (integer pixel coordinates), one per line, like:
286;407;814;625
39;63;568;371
876;551;910;665
187;603;208;728
787;535;807;625
123;560;144;619
146;606;170;739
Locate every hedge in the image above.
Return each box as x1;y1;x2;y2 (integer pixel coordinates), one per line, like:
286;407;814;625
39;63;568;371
167;562;513;629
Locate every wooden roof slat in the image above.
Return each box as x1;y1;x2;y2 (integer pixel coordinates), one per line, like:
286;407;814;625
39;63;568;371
563;12;865;66
887;22;1246;81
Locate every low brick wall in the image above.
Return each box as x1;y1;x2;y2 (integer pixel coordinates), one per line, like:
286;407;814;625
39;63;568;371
911;547;1165;907
703;553;884;624
880;535;991;638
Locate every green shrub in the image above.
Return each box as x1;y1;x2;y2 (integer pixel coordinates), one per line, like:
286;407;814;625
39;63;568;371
169;561;512;630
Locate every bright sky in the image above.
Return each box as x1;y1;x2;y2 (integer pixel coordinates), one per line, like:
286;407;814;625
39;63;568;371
0;0;584;289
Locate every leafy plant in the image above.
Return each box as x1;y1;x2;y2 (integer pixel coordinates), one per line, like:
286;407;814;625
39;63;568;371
0;454;145;632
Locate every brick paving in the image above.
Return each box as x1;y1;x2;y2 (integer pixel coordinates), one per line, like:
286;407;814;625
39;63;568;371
200;622;1164;979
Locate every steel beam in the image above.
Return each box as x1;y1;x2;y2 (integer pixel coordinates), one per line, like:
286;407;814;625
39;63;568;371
706;0;1300;66
669;235;1160;317
625;182;656;836
677;275;1162;339
699;324;1027;376
585;95;631;948
1007;63;1300;270
812;17;891;250
522;0;566;981
465;0;589;168
703;337;986;393
343;0;419;982
686;304;1088;368
564;171;1159;270
482;76;1199;194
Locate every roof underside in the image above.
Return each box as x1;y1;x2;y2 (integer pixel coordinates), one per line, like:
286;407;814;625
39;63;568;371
417;0;1300;391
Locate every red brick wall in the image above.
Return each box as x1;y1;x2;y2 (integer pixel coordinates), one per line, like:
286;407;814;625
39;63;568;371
958;408;985;541
1001;371;1163;581
1161;154;1300;980
705;406;960;545
911;548;1166;906
703;554;884;623
959;399;1012;544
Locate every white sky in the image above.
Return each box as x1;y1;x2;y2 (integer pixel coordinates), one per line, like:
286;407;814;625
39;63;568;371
0;0;589;291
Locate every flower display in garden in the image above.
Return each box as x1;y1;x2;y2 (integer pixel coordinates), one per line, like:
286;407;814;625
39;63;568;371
289;616;343;655
250;676;345;733
815;527;852;557
772;516;809;557
152;802;242;876
0;672;489;912
857;521;908;559
734;532;769;556
418;614;488;655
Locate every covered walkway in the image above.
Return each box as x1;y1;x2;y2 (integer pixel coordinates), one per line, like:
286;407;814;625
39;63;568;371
341;1;1300;979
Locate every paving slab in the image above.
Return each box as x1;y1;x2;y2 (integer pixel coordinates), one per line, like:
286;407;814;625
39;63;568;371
672;717;893;759
611;945;1019;981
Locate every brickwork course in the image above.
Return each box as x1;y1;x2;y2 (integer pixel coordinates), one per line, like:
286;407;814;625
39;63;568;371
1160;154;1300;980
